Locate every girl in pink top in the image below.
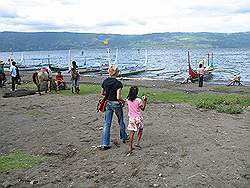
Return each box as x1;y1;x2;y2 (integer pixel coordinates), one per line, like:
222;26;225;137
127;86;147;153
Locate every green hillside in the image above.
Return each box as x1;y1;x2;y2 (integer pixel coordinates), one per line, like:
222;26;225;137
0;31;249;52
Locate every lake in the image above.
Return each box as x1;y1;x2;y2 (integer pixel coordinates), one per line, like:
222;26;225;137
0;48;249;85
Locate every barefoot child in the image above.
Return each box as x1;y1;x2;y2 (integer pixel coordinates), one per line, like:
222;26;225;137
127;86;147;153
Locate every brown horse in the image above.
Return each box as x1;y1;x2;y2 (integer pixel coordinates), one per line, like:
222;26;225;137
32;71;56;95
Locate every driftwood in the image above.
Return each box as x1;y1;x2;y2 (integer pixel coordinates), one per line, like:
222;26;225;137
3;89;37;98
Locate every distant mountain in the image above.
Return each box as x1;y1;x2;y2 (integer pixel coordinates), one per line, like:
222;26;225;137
0;31;249;52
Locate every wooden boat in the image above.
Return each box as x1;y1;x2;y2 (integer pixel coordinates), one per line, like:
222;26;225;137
118;49;148;77
78;64;109;74
188;50;214;81
49;65;69;72
119;67;147;77
146;67;165;72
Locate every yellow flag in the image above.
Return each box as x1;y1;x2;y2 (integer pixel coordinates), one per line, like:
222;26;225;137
103;39;109;45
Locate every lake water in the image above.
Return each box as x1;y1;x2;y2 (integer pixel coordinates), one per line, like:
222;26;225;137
0;48;249;85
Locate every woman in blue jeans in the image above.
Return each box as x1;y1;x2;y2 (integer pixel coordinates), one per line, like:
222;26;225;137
100;64;128;150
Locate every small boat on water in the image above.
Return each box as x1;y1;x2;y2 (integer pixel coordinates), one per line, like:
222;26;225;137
188;50;214;81
118;49;148;77
119;67;147;77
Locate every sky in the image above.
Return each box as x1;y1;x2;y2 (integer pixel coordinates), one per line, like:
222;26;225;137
0;0;250;34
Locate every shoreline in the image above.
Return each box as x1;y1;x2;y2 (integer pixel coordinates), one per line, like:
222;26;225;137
15;70;250;94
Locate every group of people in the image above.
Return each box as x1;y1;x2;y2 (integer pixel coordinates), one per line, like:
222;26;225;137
182;63;242;87
53;60;80;93
100;64;147;153
0;60;21;91
37;61;81;93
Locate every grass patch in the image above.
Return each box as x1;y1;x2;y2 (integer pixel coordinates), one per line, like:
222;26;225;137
60;84;100;96
26;110;49;118
216;104;243;114
18;83;37;90
0;150;46;173
61;84;250;114
211;85;250;94
19;83;250;114
194;93;250;113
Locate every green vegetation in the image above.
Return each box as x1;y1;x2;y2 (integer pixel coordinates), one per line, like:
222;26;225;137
211;85;250;94
61;84;100;96
59;84;250;114
194;93;250;114
19;83;250;114
26;110;49;118
0;150;46;173
18;83;37;90
1;31;250;52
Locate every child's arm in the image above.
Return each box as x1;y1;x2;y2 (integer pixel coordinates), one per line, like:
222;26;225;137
140;96;147;111
117;88;125;105
100;88;105;96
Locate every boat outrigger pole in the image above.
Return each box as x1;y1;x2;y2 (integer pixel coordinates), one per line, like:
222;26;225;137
113;48;118;65
68;49;71;71
144;49;148;66
107;48;111;67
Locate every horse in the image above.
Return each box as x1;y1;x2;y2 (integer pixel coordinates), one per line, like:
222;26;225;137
32;70;56;95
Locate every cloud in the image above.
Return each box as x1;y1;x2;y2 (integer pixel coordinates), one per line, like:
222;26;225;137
0;8;17;18
0;0;249;34
235;7;250;14
56;0;80;5
96;21;129;27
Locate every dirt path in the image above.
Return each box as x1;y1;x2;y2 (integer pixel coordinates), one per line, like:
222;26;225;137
0;87;249;187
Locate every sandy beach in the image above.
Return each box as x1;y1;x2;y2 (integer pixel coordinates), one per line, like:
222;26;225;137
0;72;249;188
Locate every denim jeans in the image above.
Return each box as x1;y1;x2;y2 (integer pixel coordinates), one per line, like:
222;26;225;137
101;101;128;146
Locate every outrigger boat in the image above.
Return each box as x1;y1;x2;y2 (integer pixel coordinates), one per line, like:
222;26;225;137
118;49;148;77
68;49;109;75
188;50;214;81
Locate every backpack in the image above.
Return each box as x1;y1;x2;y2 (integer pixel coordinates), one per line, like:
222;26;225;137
97;97;107;112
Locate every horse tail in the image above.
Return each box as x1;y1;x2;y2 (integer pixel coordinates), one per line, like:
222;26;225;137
32;72;38;85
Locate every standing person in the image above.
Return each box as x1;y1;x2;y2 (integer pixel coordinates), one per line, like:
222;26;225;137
70;61;80;94
126;86;147;153
9;61;17;91
100;64;128;150
0;60;7;87
197;63;205;87
47;65;53;92
15;62;21;85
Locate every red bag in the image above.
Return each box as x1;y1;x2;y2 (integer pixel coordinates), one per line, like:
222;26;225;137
97;97;107;112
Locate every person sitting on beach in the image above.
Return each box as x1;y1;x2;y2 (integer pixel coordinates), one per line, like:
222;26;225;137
181;75;192;84
55;71;66;90
127;86;147;153
227;75;242;86
0;60;7;87
197;63;205;87
70;61;80;94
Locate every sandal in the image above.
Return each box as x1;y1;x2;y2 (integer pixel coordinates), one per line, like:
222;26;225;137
134;144;142;149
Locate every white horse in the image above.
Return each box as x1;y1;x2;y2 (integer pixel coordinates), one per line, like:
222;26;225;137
32;70;56;95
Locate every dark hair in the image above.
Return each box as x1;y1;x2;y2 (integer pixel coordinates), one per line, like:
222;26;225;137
199;64;203;68
72;61;76;64
127;86;139;101
58;71;61;74
12;61;16;65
